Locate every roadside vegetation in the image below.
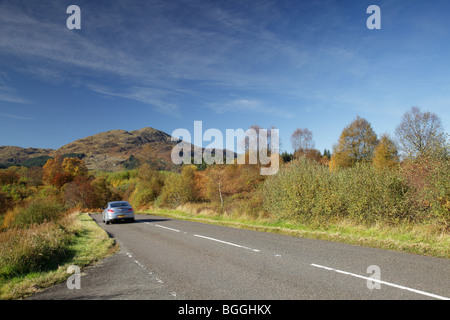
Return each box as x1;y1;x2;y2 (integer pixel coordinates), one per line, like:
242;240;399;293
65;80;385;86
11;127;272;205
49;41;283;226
0;211;116;299
0;155;117;299
0;106;448;298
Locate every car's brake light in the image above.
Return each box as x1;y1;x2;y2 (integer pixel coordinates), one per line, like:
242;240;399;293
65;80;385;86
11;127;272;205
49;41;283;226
128;208;133;212
108;209;114;213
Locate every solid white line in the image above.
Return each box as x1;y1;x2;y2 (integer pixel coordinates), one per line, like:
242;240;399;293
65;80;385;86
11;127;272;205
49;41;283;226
310;263;449;300
193;234;261;252
154;224;180;232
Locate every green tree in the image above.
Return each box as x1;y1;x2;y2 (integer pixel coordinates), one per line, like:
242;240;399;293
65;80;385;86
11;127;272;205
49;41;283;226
281;151;293;163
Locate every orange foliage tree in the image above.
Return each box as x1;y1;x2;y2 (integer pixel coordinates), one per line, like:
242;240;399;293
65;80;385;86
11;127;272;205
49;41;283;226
43;155;89;187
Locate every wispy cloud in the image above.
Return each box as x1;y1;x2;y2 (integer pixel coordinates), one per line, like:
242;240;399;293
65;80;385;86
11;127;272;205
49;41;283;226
0;0;324;118
86;84;181;118
3;0;441;124
0;113;33;120
209;99;294;118
0;77;30;104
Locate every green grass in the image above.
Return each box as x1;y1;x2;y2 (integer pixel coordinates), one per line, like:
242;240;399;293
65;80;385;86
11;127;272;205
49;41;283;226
0;212;117;300
141;207;450;259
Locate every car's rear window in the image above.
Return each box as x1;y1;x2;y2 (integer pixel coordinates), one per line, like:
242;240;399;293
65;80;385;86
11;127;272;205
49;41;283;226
110;202;130;208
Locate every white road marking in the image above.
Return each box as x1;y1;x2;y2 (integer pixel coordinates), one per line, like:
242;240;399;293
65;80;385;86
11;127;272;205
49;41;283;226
154;224;181;232
193;234;261;252
310;263;449;300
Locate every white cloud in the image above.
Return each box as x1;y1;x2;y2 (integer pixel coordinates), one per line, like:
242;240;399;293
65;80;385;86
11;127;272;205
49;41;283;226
0;113;33;120
87;84;181;118
0;76;30;104
209;99;294;118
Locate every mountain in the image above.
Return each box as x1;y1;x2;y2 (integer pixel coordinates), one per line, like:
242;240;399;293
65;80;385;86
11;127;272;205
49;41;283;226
1;127;234;171
53;127;182;171
0;146;54;168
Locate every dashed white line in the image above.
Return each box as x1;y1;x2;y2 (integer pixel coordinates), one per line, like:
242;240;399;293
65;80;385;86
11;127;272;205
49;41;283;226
193;234;261;252
154;224;181;232
310;263;450;300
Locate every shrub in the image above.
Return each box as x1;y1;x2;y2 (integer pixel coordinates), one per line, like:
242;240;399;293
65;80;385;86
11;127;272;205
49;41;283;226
427;158;450;225
0;220;73;278
62;176;97;209
335;162;411;223
12;200;66;228
263;157;413;225
129;164;164;207
159;172;192;208
401;156;450;227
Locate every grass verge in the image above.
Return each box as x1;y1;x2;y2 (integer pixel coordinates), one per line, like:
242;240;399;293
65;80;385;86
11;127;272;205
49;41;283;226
0;212;117;300
142;207;450;259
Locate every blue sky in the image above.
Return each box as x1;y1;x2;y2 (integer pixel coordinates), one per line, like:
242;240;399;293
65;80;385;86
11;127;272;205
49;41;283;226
0;0;449;154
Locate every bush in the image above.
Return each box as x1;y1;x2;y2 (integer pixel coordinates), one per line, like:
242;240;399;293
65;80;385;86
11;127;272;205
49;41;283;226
262;157;413;225
12;200;66;228
262;157;335;223
129;164;164;207
426;158;450;225
0;220;73;278
401;156;450;226
336;162;412;223
159;172;192;208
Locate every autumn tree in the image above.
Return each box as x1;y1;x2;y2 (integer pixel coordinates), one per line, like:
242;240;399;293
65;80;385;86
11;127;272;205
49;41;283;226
395;107;448;159
372;134;399;170
205;165;226;209
25;166;43;187
291;128;315;159
42;155;63;185
330;116;378;171
181;164;196;201
159;170;193;208
0;170;20;185
132;163;164;207
43;156;88;187
62;157;88;178
52;172;73;189
91;176;113;208
63;176;97;208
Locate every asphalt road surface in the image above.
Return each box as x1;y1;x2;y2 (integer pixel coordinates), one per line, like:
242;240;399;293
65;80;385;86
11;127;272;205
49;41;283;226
29;214;450;300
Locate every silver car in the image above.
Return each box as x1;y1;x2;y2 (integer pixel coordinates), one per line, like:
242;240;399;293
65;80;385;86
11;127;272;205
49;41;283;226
102;201;135;224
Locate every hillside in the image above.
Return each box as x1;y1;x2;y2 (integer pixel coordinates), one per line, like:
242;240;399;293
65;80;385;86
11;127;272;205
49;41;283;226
0;146;54;168
1;127;233;171
53;127;184;171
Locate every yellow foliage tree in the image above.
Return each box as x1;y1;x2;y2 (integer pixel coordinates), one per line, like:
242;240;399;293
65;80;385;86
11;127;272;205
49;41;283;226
372;134;399;171
330;116;378;171
42;155;63;185
62;157;88;178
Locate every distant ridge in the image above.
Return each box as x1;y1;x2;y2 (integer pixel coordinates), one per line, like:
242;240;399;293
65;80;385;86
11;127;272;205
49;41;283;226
0;127;235;171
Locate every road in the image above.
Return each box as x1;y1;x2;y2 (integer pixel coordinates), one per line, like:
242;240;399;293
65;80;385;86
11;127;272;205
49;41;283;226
29;214;450;300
